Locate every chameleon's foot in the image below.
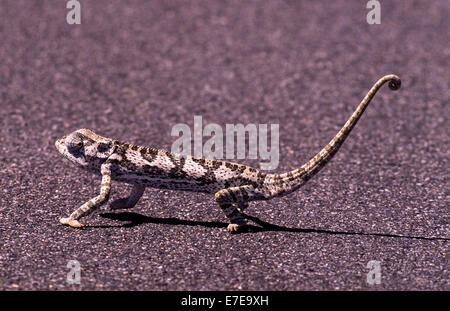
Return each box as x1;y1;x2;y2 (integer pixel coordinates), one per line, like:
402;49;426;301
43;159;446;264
110;198;133;210
227;223;249;233
59;217;84;228
227;223;240;233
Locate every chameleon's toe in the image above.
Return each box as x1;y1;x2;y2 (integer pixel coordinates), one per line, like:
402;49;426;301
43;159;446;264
59;217;84;228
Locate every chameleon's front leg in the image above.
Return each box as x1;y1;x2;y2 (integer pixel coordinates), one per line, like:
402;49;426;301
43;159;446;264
60;162;112;228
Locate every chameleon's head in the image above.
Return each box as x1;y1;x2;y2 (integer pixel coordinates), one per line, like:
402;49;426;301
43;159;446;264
55;129;116;168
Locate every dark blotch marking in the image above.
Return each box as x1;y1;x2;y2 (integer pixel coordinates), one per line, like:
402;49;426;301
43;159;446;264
140;146;158;162
108;158;121;165
192;158;206;166
225;162;233;169
257;172;266;184
168;155;188;179
237;165;246;174
212;161;222;169
121;158;138;171
196;169;217;186
142;164;166;176
224;162;240;171
116;144;129;155
97;142;112;153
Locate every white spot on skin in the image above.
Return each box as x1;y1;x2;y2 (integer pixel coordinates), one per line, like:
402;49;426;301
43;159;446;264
125;149;151;166
109;153;123;162
240;168;259;181
214;165;236;182
150;155;176;172
182;158;207;178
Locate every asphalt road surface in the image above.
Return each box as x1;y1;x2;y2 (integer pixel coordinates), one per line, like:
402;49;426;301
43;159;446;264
0;0;448;290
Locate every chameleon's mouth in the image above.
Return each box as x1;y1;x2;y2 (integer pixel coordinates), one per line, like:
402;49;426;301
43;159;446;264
55;136;67;155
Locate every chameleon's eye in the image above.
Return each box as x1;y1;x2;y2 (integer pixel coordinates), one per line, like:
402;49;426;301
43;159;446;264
67;141;83;154
65;134;84;154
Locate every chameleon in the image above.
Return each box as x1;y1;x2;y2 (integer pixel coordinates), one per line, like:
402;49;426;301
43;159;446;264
55;74;401;233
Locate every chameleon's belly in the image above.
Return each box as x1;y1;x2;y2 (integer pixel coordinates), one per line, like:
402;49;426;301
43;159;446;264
112;173;246;193
110;167;254;194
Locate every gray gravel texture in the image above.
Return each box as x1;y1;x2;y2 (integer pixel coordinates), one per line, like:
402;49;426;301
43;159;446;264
0;0;448;290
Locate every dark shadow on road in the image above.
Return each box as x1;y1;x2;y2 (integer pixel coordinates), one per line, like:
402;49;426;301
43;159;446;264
96;211;449;241
243;215;449;241
95;211;229;229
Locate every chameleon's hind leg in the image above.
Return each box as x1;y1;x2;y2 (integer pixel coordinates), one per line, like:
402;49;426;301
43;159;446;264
214;185;261;233
110;184;145;210
60;163;112;228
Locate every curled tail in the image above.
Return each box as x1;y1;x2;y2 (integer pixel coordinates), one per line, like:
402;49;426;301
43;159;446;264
267;74;401;196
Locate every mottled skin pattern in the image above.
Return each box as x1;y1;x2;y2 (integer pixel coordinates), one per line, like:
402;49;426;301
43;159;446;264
56;74;401;233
